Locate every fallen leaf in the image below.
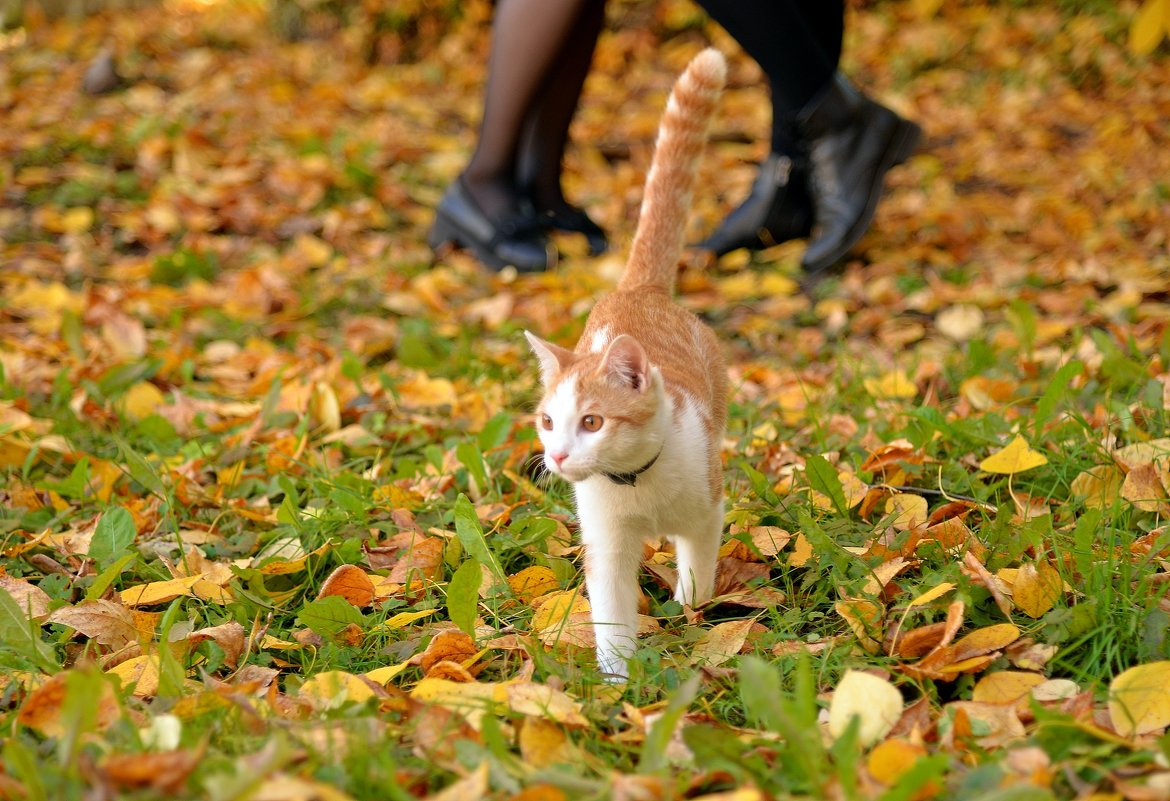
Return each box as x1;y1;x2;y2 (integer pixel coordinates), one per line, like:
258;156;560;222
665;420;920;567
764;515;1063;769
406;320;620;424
980;435;1048;475
318;564;376;607
1109;661;1170;737
691;619;753;667
828;670;903;746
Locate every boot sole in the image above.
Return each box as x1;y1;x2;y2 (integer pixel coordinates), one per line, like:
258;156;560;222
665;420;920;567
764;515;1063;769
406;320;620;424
428;211;554;273
801;116;923;275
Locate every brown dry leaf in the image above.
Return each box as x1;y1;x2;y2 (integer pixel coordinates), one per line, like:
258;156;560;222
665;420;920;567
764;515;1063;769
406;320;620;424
747;525;792;556
1121;461;1170;512
17;670;122;737
788;532;815;567
1013;562;1063;618
691;619;754;667
1114;439;1170;472
424;763;489;801
890;621;950;659
100;748;203;794
0;576;52;622
943;701;1026;748
48;599;139;648
318;564;376;607
416;630;479;675
185;621;247;668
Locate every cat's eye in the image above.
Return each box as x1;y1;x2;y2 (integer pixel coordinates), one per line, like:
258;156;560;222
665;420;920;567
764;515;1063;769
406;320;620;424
540;414;553;431
581;414;603;432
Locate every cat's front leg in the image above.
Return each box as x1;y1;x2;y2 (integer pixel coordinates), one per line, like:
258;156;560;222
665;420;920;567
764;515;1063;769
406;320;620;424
580;528;645;678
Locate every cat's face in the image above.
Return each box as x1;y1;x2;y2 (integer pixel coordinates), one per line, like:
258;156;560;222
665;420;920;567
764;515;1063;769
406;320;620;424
526;332;662;483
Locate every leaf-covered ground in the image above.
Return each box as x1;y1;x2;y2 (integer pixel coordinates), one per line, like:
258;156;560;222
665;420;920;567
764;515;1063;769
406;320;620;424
2;1;1170;798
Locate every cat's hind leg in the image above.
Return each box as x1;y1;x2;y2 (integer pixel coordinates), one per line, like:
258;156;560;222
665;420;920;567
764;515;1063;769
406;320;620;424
672;503;723;607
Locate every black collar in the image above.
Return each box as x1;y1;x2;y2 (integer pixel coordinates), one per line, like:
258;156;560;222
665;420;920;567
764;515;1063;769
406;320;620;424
604;450;661;487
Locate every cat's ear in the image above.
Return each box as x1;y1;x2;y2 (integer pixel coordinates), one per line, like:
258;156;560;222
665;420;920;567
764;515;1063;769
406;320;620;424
525;331;577;386
601;334;650;393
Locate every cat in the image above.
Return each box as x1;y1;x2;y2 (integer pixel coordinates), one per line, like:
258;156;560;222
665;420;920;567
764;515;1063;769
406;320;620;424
525;49;728;680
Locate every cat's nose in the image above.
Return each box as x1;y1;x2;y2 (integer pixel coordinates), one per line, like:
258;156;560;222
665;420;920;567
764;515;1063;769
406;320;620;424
549;451;568;468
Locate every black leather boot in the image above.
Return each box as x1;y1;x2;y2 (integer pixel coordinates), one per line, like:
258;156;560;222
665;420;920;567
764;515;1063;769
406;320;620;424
797;74;921;274
428;178;554;272
692;153;813;257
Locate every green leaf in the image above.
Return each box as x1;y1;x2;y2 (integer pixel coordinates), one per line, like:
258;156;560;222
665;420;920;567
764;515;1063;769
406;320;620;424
86;554;136;601
1034;360;1083;427
0;587;56;671
297;596;365;637
453;494;508;593
456;441;489;497
88;506;136;567
447;557;483;638
38;457;90;500
639;674;699;773
806;454;847;515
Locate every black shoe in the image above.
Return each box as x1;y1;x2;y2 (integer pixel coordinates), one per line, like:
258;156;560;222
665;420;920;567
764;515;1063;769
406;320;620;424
797;74;922;275
692;153;814;257
428;179;553;273
539;204;608;256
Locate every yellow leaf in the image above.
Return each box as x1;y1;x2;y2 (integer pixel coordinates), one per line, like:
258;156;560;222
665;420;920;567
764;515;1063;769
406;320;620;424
788;532;815;567
691;619;753;667
980;435;1048;475
867;739;931;787
60;206;95;233
120;575;204;607
1113;438;1170;471
505;682;589;727
886;494;928;531
298;670;376;709
1130;0;1170;55
1013;562;1062;618
396;374;457;410
507;565;560;604
952;624;1021;661
836;598;884;654
119;382;167;421
107;654;161;697
828;670;903;746
908;582;956;607
377;609;438;630
1109;661;1170;737
972;671;1047;708
519;717;573;768
1071;465;1124;509
864;371;917;400
363;660;411;686
531;590;591;632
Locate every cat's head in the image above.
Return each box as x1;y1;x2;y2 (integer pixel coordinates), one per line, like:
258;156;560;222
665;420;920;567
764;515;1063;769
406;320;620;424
525;331;665;483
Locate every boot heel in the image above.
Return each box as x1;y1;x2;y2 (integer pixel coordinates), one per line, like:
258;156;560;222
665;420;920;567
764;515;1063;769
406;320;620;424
427;214;460;251
889;119;923;167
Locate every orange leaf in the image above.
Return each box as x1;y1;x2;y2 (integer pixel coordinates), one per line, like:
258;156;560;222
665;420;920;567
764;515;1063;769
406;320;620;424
318;564;376;607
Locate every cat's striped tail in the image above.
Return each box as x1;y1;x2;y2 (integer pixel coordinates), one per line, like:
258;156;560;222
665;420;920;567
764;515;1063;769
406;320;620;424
618;48;726;295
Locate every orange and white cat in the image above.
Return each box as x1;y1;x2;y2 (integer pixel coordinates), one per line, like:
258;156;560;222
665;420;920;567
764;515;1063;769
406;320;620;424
525;49;728;679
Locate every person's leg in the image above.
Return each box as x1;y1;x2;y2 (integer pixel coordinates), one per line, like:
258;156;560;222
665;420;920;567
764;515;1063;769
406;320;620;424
462;0;592;223
695;0;841;158
431;0;592;271
691;0;842;256
516;0;608;254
